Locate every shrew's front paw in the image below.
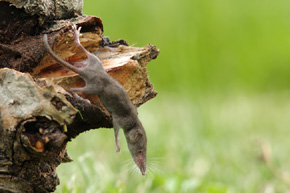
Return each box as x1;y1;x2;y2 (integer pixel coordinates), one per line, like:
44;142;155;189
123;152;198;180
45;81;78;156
115;135;121;153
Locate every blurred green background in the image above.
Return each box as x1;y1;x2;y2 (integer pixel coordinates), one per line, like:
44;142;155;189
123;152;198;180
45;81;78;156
56;0;290;192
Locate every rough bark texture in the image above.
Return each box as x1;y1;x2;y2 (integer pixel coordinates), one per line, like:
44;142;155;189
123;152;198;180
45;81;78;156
0;0;159;192
0;68;76;192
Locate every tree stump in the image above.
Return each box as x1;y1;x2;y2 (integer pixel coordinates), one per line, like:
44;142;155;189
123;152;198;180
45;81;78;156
0;1;159;192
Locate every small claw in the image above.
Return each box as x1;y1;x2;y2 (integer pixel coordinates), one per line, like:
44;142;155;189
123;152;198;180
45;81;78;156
116;146;120;153
71;24;76;31
78;26;82;33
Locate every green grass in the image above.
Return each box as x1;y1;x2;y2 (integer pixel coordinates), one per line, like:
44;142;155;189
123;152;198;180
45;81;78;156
56;0;290;192
83;0;290;93
56;92;290;193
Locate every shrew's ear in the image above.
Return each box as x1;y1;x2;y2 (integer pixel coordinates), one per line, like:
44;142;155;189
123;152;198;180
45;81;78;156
128;129;142;143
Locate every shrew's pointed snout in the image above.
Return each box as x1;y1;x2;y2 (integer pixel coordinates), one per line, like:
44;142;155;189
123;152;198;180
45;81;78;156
134;152;146;176
133;160;146;175
140;165;146;176
137;160;146;175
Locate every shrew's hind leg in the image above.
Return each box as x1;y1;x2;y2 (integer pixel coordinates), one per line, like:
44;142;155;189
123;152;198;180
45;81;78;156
72;25;90;57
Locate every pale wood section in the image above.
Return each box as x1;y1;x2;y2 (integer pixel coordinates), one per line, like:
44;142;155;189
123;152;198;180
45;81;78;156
35;31;158;108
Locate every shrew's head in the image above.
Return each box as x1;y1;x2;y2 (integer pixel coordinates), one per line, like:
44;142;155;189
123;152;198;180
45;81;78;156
125;126;147;175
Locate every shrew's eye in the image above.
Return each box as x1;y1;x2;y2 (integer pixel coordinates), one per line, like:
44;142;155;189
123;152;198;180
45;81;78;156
138;150;142;154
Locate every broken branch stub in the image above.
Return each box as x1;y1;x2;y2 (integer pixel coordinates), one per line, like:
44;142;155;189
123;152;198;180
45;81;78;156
0;68;77;192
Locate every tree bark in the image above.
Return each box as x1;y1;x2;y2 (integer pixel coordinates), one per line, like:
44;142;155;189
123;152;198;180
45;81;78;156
0;1;159;192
